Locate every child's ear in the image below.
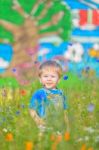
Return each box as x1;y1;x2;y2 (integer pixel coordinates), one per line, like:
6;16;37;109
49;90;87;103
58;79;60;83
39;77;42;83
57;77;61;83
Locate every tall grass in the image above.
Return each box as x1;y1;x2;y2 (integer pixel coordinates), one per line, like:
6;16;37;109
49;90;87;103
0;73;99;150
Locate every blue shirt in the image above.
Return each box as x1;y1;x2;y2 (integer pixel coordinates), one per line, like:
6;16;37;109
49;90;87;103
29;88;68;118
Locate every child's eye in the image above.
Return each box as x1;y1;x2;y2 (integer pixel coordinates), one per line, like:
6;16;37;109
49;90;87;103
44;75;48;77
51;76;55;78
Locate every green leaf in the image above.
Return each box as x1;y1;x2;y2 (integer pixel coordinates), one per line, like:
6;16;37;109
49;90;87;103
18;0;36;13
0;26;14;43
0;0;13;7
33;3;45;17
0;8;24;25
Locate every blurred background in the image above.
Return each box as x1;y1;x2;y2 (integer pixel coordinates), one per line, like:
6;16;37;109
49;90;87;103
0;0;99;85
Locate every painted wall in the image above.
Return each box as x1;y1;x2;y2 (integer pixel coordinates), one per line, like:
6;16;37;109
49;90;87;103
0;0;99;85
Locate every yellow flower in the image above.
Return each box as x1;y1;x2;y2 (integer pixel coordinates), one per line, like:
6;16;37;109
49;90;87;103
89;49;97;57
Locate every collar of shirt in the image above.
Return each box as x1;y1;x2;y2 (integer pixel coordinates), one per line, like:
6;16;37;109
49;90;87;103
42;88;62;95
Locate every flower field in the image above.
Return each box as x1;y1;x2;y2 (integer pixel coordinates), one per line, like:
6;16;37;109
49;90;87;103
0;73;99;150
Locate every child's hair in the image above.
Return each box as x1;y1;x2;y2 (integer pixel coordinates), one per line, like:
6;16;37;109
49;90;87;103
38;60;63;78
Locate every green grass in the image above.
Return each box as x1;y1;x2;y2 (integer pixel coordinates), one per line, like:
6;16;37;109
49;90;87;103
0;73;99;150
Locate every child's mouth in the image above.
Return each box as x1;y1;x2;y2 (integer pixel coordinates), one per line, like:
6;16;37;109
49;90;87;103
46;83;52;86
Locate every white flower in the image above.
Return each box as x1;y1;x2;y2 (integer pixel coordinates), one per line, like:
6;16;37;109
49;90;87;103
3;128;8;132
64;43;84;63
76;137;83;142
84;127;95;133
84;136;89;141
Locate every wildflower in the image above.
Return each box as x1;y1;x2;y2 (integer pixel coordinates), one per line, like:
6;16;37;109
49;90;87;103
25;141;33;150
84;136;89;141
20;89;27;96
64;131;70;141
5;133;13;141
50;134;55;141
20;104;25;108
56;134;62;143
80;144;86;150
76;137;83;142
16;110;21;115
87;103;95;112
84;127;95;133
3;128;8;132
63;75;68;80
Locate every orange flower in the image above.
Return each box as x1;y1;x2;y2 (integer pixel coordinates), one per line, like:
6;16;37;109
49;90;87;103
20;89;27;96
80;144;86;150
25;141;33;150
5;133;13;141
50;134;55;141
88;148;93;150
56;134;62;143
64;132;70;141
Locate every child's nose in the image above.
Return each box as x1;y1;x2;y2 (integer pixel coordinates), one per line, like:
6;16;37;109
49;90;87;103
47;77;51;81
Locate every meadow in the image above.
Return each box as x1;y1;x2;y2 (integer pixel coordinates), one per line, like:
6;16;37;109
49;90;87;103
0;72;99;150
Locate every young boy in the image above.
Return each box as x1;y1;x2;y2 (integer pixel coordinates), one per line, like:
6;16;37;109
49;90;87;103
29;60;69;133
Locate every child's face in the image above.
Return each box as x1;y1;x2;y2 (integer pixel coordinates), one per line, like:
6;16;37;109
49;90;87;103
40;70;59;89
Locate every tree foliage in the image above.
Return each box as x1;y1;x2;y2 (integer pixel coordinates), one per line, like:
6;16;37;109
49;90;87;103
0;0;72;85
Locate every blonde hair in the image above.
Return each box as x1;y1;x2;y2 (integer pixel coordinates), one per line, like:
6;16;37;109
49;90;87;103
38;60;63;78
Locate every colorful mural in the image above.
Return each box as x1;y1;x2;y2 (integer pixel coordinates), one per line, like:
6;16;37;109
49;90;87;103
38;0;99;77
0;0;99;85
0;1;99;150
0;0;72;85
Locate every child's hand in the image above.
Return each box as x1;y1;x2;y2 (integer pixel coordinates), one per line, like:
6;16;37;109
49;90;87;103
37;119;46;132
35;117;45;127
38;118;45;126
38;124;46;132
29;109;45;126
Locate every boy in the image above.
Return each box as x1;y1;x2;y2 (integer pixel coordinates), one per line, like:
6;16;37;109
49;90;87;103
29;60;69;133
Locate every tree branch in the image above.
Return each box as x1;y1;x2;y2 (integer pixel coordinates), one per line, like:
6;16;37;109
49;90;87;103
38;31;59;38
0;20;18;34
13;0;29;18
30;0;40;16
31;0;51;20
